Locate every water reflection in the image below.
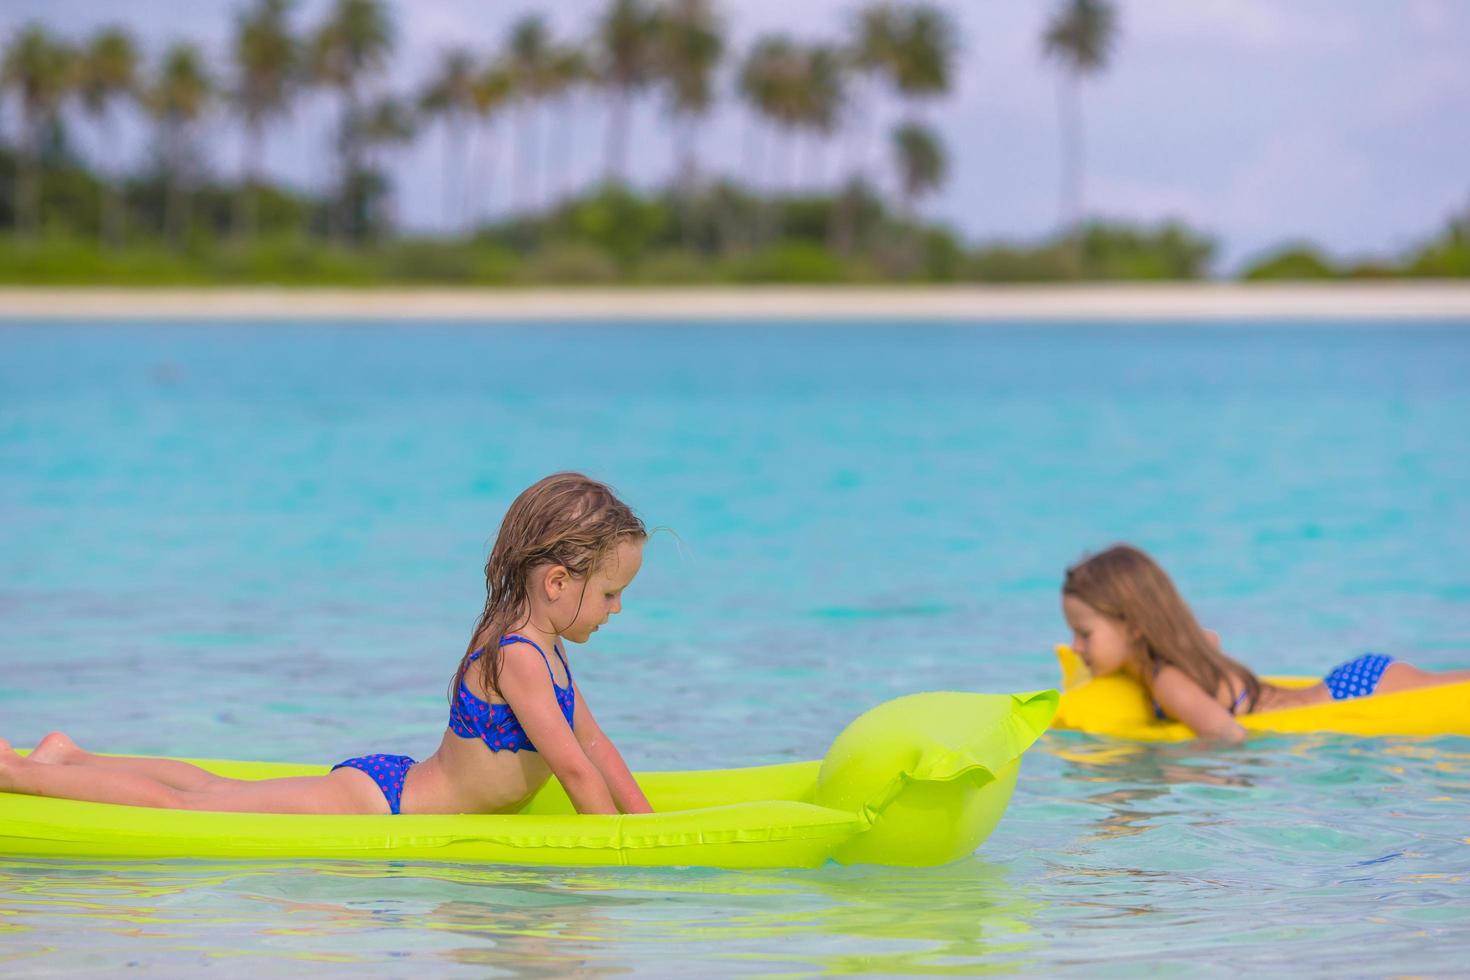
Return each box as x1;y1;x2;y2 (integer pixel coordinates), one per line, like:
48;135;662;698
0;857;1043;975
1042;734;1256;844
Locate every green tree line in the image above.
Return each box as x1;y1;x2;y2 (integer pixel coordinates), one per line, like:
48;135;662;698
1;0;1464;284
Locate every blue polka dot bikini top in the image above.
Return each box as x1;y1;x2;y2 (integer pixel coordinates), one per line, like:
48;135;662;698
449;634;575;753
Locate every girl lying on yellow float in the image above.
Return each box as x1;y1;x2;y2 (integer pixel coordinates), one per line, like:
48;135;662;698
1055;544;1470;742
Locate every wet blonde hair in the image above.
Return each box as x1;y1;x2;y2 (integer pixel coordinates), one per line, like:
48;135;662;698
1063;544;1260;712
452;472;646;700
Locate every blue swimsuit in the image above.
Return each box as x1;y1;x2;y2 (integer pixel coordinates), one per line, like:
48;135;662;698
1323;653;1394;700
333;634;575;814
449;635;576;751
1150;653;1397;723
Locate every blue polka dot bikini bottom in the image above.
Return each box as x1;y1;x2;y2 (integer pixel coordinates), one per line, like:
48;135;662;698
1323;653;1395;700
332;753;417;814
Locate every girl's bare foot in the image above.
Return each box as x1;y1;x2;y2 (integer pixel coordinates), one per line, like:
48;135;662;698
0;739;23;791
30;732;81;765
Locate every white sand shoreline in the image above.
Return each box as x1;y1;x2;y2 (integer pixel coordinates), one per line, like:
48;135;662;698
2;282;1470;321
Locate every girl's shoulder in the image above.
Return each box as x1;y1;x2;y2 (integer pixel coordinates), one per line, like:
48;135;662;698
1150;664;1249;741
1151;662;1244;702
1149;663;1225;713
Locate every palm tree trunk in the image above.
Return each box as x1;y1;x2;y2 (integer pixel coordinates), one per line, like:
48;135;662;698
473;118;499;225
17;115;43;237
546;96;574;207
1057;71;1083;232
802;132;827;191
741;112;763;194
828;181;854;255
102;179;126;247
528;105;542;213
1055;71;1084;274
761;128;795;246
444;116;465;234
829;91;870;255
604;87;630;185
99;115;127;248
164;128;187;245
235;120;263;242
333;86;360;242
739;114;764;250
16;151;39;237
900;188;919;277
674;111;699;193
777;128;795;194
514;98;534;216
673;111;700;248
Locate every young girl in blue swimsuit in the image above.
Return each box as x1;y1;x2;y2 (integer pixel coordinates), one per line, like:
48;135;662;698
0;472;654;817
1061;544;1470;743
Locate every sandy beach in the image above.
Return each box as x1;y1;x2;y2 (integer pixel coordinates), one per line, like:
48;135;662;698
2;282;1469;321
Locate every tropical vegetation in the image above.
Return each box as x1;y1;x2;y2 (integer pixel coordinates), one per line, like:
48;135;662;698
0;0;1463;285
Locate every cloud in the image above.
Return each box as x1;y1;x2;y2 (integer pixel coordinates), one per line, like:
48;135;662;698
1223;130;1372;233
1129;0;1360;54
1088;176;1213;226
1364;56;1470;123
1406;0;1461;35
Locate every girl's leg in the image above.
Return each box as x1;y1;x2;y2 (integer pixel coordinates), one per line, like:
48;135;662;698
28;732;226;791
1377;663;1470;695
177;770;390;814
1;743;181;808
0;745;386;814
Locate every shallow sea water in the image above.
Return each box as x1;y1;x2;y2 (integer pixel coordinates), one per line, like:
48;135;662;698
1;320;1468;975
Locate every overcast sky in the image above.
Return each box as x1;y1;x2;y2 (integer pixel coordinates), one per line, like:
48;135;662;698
3;0;1467;270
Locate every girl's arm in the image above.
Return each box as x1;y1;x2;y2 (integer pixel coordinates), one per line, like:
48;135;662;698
571;681;653;814
497;648;618;815
1151;666;1248;744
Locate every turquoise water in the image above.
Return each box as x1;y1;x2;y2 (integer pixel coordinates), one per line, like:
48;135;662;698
2;320;1468;974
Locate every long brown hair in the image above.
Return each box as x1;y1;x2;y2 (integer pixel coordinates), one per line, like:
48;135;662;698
452;472;646;702
1063;544;1261;712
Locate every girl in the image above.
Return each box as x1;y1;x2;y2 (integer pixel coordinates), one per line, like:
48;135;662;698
1061;544;1470;743
0;472;653;817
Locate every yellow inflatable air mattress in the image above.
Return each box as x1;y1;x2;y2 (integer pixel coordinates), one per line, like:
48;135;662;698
1052;645;1470;741
1;689;1056;868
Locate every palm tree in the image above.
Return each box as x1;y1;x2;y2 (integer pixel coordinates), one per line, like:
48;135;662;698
469;63;513;224
540;45;591;208
658;0;723;193
229;0;295;239
850;4;900;106
1042;0;1118;233
891;120;945;219
736;38;776;198
309;0;393;239
736;35;803;245
831;5;953;251
419;47;478;232
832;4;900;251
501;16;555;213
77;27;139;246
233;0;299;241
891;119;945;273
794;45;845;190
342;94;415;235
596;0;664;184
1;26;75;237
145;43;213;244
889;5;955;109
738;36;804;193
